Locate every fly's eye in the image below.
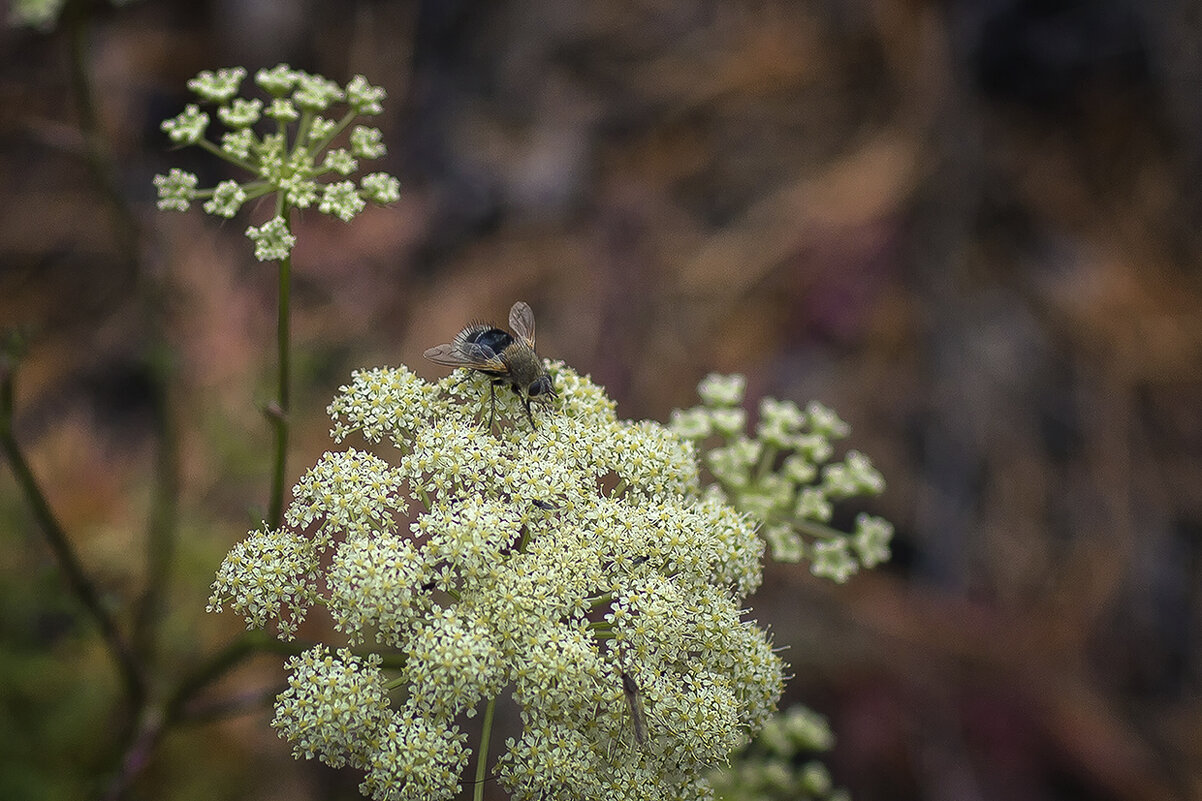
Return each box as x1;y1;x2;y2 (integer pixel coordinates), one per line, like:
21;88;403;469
529;376;555;400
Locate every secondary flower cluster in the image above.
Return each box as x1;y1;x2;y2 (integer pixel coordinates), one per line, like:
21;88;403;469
153;65;399;260
209;363;784;801
670;374;893;583
709;706;848;801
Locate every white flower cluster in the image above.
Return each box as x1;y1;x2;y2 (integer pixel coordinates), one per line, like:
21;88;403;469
154;64;400;261
210;362;783;800
272;646;470;801
671;374;893;583
708;705;849;801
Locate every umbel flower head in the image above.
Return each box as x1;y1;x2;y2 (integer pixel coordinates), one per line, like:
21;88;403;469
209;363;783;801
671;373;892;584
153;65;399;261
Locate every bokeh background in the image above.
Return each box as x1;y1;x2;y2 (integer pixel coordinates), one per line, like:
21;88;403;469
2;1;1200;800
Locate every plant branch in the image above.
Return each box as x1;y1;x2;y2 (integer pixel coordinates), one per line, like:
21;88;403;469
167;629;302;720
267;208;293;529
474;695;497;801
100;702;166;801
0;356;144;705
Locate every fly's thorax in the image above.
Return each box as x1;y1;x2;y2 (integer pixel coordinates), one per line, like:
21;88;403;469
503;344;550;396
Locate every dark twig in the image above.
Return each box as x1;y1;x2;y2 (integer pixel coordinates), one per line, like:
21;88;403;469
0;352;145;706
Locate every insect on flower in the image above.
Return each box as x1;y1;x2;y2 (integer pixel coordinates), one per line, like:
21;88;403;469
621;669;648;746
424;301;557;429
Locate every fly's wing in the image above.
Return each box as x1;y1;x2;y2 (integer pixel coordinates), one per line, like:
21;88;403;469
423;341;506;372
509;301;536;348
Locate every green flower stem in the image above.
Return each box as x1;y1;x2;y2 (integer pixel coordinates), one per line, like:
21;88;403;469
292;112;315;157
586;591;616;609
193;136;258;174
755;444;778;482
371;653;409;674
474;695;497;801
588;618;616;641
193;180;273;201
793;518;845;541
241;185;279;203
309;109;359;155
267;209;293;529
0;357;144;705
310;165;349;181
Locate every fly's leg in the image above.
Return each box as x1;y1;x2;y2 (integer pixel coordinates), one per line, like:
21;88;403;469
487;379;500;430
521;394;537;430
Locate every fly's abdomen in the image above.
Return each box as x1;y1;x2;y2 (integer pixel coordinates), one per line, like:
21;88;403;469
465;327;512;356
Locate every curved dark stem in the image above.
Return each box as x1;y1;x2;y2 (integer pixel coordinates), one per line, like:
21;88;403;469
100;703;166;801
63;0;182;677
100;631;303;800
0;356;145;706
166;630;296;720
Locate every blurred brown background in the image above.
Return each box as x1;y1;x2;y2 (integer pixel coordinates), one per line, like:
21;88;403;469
2;1;1201;800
